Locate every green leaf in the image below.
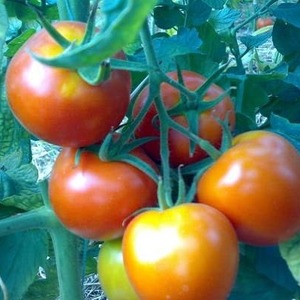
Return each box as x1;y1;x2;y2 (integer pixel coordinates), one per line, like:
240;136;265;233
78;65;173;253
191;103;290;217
273;20;300;56
208;8;240;32
202;0;225;9
23;258;59;300
0;161;42;210
240;28;272;50
0;74;32;162
240;78;269;121
0;230;49;300
32;0;158;69
132;27;202;72
197;22;227;63
2;191;43;211
280;233;300;285
269;113;300;152
272;3;300;28
0;204;23;220
4;1;36;21
153;5;184;29
0;4;8;69
5;28;36;58
284;66;300;89
229;250;295;300
186;0;211;27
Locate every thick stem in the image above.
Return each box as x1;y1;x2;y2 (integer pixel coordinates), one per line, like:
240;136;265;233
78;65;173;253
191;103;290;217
0;206;83;300
0;207;56;237
49;223;83;300
39;181;83;300
56;0;90;22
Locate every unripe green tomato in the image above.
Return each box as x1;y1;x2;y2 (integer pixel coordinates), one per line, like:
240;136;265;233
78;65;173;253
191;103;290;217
97;238;139;300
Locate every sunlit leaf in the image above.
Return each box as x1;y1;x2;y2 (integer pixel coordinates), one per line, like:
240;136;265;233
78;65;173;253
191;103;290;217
32;0;158;69
209;8;240;32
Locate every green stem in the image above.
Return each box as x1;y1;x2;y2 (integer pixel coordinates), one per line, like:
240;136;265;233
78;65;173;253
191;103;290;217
39;181;83;300
57;0;90;22
0;207;57;237
49;223;83;300
0;203;83;299
39;180;52;208
140;21;161;72
140;21;174;208
169;119;221;160
160;72;198;102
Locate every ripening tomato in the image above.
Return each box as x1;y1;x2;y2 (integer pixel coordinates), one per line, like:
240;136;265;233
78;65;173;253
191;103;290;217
122;203;239;300
133;70;235;167
6;21;131;147
197;130;300;246
256;17;274;29
97;238;139;300
49;147;158;241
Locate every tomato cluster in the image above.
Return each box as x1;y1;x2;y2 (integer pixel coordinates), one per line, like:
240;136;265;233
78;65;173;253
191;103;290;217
6;20;300;300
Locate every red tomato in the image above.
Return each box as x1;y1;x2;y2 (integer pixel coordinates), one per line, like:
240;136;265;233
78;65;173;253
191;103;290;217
256;17;274;29
48;147;158;241
6;21;131;147
97;238;139;300
197;130;300;246
122;203;239;300
133;70;235;167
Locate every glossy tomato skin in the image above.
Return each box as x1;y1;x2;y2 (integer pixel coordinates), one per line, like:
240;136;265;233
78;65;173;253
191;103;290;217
197;130;300;246
133;71;235;167
6;21;131;147
49;147;158;241
97;238;139;300
122;203;239;300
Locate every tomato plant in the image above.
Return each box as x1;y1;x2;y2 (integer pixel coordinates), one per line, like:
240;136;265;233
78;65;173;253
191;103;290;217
133;70;235;167
97;238;139;300
5;21;131;147
256;17;274;29
197;131;300;246
122;203;239;300
48;147;158;241
2;0;300;299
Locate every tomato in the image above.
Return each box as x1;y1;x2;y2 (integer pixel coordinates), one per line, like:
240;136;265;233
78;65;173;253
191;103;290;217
197;130;300;246
122;203;239;300
133;70;235;167
97;238;139;300
5;21;131;147
48;147;158;241
256;17;274;29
